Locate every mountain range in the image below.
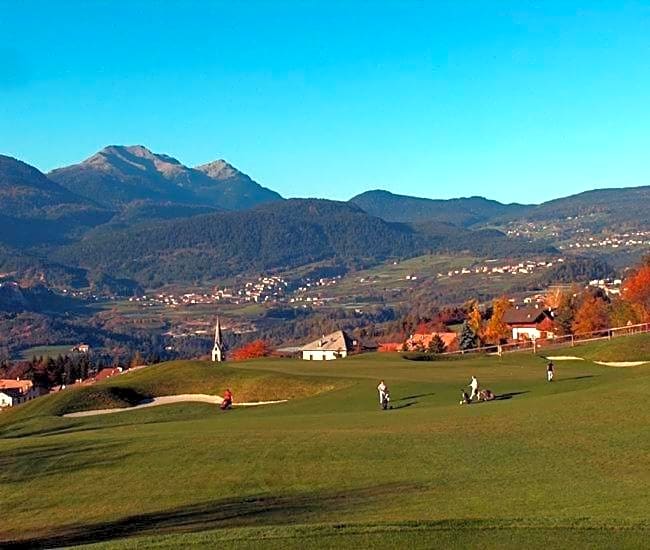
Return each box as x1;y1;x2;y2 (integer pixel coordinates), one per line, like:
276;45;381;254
1;145;648;289
349;190;529;227
349;187;650;228
48;145;282;211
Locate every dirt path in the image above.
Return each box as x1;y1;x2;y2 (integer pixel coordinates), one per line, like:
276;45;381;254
63;394;287;418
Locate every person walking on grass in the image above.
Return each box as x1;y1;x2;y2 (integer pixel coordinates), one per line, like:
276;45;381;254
547;361;555;382
377;380;387;407
468;376;479;400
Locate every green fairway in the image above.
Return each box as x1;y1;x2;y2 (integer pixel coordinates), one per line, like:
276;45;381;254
1;337;650;548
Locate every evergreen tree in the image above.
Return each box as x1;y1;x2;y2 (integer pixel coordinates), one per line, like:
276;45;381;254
459;321;478;350
427;334;446;354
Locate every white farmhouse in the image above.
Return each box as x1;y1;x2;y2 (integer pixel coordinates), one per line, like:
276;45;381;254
503;305;554;341
0;379;38;408
301;330;356;361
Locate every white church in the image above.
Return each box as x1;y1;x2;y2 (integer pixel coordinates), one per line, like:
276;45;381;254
211;317;225;362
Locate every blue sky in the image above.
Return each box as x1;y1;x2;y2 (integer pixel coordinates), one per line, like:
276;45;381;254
1;1;650;204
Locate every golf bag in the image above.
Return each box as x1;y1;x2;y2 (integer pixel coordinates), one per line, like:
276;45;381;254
476;389;495;402
460;389;471;405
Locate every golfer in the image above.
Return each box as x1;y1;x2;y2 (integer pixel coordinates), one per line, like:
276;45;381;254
547;361;554;382
468;376;479;400
220;388;233;410
377;380;387;405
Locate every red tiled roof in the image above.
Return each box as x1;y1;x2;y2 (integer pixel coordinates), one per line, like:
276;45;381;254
503;306;551;325
378;342;402;352
408;332;458;350
93;368;121;381
0;379;33;393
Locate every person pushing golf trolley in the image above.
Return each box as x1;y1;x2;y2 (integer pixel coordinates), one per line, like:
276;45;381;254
468;375;479;400
377;380;391;410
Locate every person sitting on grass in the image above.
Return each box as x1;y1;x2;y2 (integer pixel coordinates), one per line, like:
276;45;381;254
220;388;233;410
547;361;555;382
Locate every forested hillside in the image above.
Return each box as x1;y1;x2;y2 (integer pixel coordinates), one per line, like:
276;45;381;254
51;199;555;286
51;200;421;285
0;155;113;246
499;185;650;227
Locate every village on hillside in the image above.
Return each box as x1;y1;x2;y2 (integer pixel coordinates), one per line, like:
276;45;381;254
3;253;649;410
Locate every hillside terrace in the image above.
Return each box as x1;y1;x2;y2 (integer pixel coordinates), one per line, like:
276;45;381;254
440;257;564;279
560;230;650;250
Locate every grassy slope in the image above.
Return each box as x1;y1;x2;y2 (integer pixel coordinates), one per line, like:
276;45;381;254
565;333;650;362
0;360;346;422
0;341;649;548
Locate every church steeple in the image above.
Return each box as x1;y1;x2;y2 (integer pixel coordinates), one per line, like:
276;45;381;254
211;317;224;362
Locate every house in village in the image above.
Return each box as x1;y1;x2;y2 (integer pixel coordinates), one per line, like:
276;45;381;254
71;343;91;354
0;379;39;408
503;305;555;341
301;330;357;361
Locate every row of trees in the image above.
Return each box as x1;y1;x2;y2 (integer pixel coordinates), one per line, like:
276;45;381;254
457;256;650;350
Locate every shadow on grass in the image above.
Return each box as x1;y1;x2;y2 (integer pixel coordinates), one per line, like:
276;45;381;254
1;483;422;549
0;440;131;485
493;391;530;401
556;375;595;382
390;401;417;410
398;392;435;401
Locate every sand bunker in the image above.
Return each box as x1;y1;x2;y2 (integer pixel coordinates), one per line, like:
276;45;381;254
545;356;585;361
63;393;287;418
593;361;649;367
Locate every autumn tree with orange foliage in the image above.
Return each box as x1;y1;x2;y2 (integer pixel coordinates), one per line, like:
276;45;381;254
572;295;610;334
230;340;271;361
553;291;577;335
622;257;650;322
484;297;511;344
467;301;484;343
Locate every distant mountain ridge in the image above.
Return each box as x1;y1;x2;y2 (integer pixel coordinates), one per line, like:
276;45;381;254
49;145;282;211
503;185;650;225
50;198;553;286
349;189;528;227
349;186;650;228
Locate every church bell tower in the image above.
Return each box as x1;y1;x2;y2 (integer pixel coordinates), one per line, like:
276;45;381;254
211;317;224;362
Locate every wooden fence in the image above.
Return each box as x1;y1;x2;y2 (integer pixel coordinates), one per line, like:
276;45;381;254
442;322;650;357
